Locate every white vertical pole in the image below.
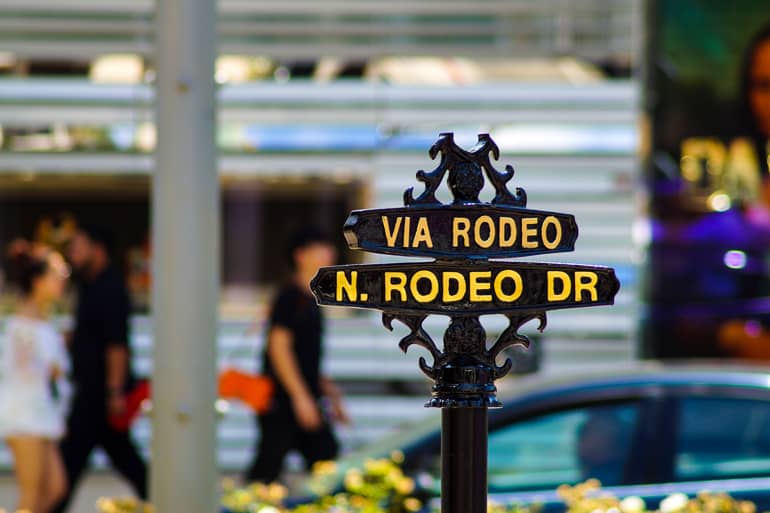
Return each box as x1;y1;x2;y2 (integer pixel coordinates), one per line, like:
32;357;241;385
152;0;219;511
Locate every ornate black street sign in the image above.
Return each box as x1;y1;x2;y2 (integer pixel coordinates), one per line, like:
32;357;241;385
310;132;620;513
311;131;620;395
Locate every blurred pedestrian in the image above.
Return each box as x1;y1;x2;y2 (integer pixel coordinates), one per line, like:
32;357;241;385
245;228;349;484
51;225;147;513
1;242;71;512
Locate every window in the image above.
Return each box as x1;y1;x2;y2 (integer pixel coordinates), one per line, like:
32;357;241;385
487;402;641;492
222;180;364;287
675;396;770;481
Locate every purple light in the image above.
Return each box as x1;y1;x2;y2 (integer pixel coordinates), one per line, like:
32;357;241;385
745;320;762;338
723;250;747;270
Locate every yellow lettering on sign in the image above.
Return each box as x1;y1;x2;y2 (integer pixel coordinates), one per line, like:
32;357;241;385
412;217;434;248
410;270;439;303
381;216;402;248
469;271;493;302
336;271;358;302
541;216;562;250
493;270;523;302
547;271;571;301
474;215;495;249
521;218;539;249
453;217;471;247
574;271;598;302
499;217;517;247
384;272;407;301
402;217;411;248
442;272;466;302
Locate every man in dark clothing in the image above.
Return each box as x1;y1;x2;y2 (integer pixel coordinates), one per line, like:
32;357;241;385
52;225;147;513
245;228;349;483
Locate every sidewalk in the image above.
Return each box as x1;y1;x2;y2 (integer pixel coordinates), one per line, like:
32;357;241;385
0;473;134;513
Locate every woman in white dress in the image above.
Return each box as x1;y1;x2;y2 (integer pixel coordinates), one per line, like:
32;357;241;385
2;245;71;513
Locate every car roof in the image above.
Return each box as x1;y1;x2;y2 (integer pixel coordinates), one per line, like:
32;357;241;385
364;361;770;454
302;361;770;497
496;360;770;403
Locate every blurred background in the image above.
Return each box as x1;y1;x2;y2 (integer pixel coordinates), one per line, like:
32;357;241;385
1;0;770;507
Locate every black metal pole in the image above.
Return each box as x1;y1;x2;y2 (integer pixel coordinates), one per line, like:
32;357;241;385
441;407;488;513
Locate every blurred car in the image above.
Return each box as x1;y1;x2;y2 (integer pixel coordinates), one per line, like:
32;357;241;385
300;362;770;511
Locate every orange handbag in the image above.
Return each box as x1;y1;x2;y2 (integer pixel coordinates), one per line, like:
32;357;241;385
218;368;274;414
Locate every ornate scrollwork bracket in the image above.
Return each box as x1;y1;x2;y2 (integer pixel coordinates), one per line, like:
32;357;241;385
383;313;441;380
384;311;548;408
486;312;547;379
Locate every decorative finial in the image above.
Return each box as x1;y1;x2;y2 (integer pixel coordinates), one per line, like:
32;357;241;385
404;133;527;207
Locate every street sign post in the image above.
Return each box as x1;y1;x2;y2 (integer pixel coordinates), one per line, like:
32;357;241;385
310;132;620;513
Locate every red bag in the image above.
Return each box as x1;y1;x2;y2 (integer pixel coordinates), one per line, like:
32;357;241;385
107;369;273;432
108;379;151;432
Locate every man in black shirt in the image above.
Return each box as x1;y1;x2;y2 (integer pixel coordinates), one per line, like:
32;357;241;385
52;225;147;513
245;228;349;483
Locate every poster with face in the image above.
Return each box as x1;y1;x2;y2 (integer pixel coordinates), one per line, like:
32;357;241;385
643;0;770;359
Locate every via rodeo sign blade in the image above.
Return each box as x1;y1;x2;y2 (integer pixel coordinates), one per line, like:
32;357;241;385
311;132;620;398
